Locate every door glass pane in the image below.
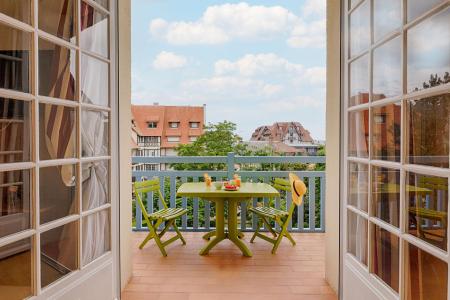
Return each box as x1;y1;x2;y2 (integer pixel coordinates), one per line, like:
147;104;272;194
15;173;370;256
347;210;368;265
372;167;400;227
371;224;399;292
407;93;450;168
39;104;76;160
92;0;108;9
405;242;447;300
38;38;77;101
348;162;368;212
81;54;109;107
81;110;109;157
0;99;31;163
374;0;401;41
40;221;78;288
82;209;110;265
39;165;77;224
0;23;31;93
350;0;370;57
373;37;402;100
349;54;369;106
80;2;109;58
0;1;31;24
407;0;446;22
38;0;76;42
407;8;450;93
406;172;448;251
348;110;369;158
0;170;31;238
82;160;109;211
0;238;32;300
372;103;401;162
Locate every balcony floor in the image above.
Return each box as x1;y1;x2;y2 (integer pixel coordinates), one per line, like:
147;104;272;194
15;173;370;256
122;232;337;300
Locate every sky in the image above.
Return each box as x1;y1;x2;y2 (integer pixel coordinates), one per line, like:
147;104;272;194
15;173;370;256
131;0;326;140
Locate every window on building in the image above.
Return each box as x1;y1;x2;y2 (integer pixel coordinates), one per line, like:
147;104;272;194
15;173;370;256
189;136;198;142
190;122;200;128
167;136;180;143
169;122;179;128
147;121;157;128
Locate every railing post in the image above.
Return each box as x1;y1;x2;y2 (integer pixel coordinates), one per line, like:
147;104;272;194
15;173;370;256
227;152;235;180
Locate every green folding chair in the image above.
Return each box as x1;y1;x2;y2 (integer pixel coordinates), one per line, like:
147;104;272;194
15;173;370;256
249;174;307;254
133;178;187;256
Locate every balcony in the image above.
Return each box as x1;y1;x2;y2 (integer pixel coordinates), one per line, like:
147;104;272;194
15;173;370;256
124;154;335;299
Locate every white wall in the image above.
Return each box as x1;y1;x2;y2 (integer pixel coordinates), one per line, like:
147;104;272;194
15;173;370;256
325;0;341;294
118;0;133;291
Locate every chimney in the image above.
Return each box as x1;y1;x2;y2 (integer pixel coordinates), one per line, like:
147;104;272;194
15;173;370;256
153;102;159;106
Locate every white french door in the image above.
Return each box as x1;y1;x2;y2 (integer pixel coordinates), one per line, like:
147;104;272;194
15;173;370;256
342;0;449;299
0;0;119;299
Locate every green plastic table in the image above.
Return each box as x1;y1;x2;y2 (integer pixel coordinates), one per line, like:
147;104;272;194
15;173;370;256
176;182;280;257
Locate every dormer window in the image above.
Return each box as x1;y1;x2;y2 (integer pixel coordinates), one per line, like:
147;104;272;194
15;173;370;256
147;121;157;128
169;122;180;128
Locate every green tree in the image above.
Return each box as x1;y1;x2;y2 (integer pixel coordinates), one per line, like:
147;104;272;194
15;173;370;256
172;121;250;170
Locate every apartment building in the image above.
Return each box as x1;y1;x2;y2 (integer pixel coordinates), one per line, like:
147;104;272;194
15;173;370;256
250;121;322;155
131;104;205;171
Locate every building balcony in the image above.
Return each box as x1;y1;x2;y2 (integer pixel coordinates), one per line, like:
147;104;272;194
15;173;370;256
125;154;334;299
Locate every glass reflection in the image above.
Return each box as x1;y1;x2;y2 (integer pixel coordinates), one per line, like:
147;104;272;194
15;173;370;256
92;0;108;9
348;162;368;212
0;1;31;24
0;99;30;164
81;2;109;58
82;210;110;265
405;242;447;300
39;165;77;225
347;210;368;265
82;160;109;211
406;172;448;251
81;109;109;157
0;238;32;300
407;8;450;93
39;104;76;160
372;103;401;162
373;37;402;100
350;0;370;57
407;0;446;22
0;23;31;93
350;55;369;106
0;170;31;239
40;221;78;288
81;54;109;107
348;110;369;158
38;38;76;101
407;94;449;168
372;167;400;227
374;0;401;41
38;0;76;42
371;224;399;292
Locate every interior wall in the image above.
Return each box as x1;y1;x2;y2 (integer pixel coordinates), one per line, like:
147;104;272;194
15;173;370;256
325;0;341;294
117;0;133;291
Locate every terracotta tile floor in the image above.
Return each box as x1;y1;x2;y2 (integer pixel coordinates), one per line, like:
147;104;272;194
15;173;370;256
122;232;337;300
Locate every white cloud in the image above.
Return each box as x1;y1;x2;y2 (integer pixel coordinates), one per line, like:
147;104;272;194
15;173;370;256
152;51;187;70
149;2;325;48
215;53;303;77
302;0;326;18
214;53;325;86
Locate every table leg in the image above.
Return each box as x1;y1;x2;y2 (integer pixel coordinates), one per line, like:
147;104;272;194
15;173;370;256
202;231;216;240
228;200;253;257
199;199;225;255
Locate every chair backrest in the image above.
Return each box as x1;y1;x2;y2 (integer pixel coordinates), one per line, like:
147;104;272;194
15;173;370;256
272;178;291;192
133;177;168;217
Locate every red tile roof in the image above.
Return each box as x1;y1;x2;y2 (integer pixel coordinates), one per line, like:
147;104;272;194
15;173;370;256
131;105;205;149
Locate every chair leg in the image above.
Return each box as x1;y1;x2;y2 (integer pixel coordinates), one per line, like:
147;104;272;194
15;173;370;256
173;223;186;245
153;230;168;257
262;216;277;238
272;224;290;254
250;216;261;243
283;231;296;246
138;232;154;249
